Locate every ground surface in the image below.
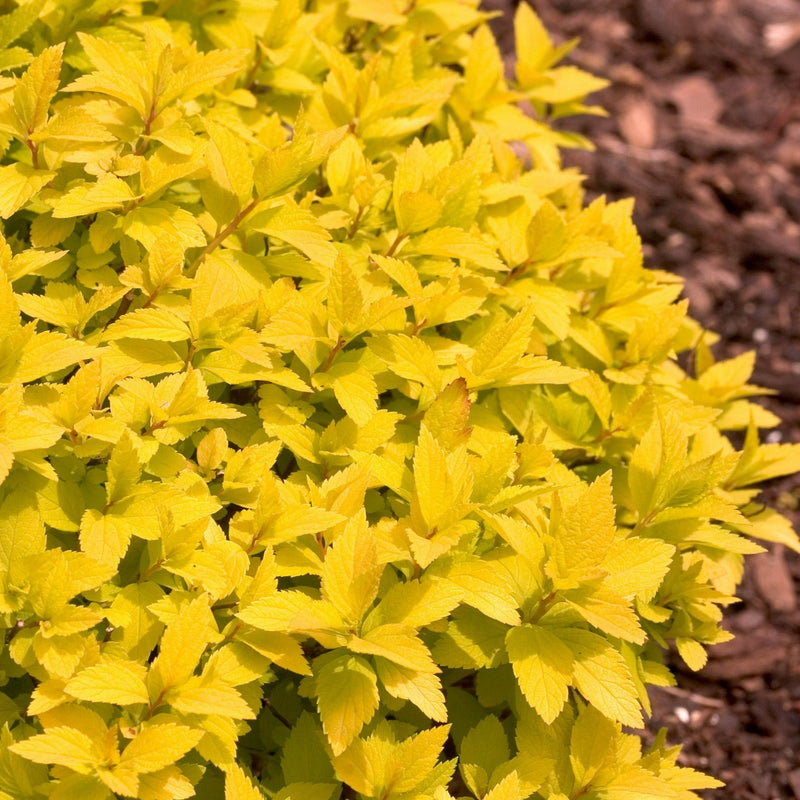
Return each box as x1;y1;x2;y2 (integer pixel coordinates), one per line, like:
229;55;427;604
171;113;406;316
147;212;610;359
485;1;800;797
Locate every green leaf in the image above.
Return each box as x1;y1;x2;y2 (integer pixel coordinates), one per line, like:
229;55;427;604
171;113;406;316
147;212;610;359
0;0;46;50
281;712;336;784
460;715;510;797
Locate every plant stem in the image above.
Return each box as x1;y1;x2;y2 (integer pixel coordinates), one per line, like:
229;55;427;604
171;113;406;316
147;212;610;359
347;204;365;238
529;590;558;624
25;139;39;169
189;197;260;274
385;231;406;257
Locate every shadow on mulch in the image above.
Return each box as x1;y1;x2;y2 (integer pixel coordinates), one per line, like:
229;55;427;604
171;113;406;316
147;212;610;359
485;1;800;797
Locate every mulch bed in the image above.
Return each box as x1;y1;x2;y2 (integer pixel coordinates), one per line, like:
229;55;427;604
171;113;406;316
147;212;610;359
485;1;800;797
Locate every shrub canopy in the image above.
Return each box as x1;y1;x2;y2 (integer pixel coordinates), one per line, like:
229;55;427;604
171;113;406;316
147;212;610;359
0;1;798;799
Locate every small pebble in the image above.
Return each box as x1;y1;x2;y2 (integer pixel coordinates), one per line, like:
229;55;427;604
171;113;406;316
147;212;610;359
675;706;690;724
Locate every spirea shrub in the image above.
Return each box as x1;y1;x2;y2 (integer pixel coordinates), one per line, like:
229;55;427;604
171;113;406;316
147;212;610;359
0;1;797;798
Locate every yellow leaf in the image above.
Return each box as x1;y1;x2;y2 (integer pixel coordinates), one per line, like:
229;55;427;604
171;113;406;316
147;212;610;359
102;307;192;343
13;43;63;136
367;578;462;630
10;726;101;770
327;252;363;337
628;410;685;517
237;589;314;632
248;204;337;267
314;361;378;427
369;334;442;392
404;226;503;270
548;472;616;585
64;34;147;115
238;629;311;676
527;67;608;105
412;424;452;532
391;724;451;794
485;772;524;800
563;586;645;645
397;190;442;234
315;652;379;756
432;556;520;627
0;491;45;593
106;431;142;505
65;657;149;706
15;331;96;383
351;624;437;674
152;597;218;691
559;628;642;727
158;48;246;111
600;537;675;601
348;0;406;26
472;305;536;380
464;25;503;105
321;510;381;623
52;174;138;218
374;659;447;721
0;164;53;219
204;119;254;210
79;509;136;571
138;766;196;800
569;705;618;789
119;723;204;774
168;677;256;719
514;3;554;74
676;638;707;672
225;764;265;800
506;625;573;724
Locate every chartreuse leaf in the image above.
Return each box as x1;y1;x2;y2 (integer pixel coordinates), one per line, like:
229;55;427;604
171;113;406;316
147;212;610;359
64;657;148;705
0;164;53;219
315;651;379;756
628;410;686;519
119;723;203;774
0;0;45;50
459;715;510;796
568;704;618;789
559;628;643;728
331;722;452;798
12;43;63;141
506;624;573;724
547;471;616;586
9;726;102;771
225;764;265;800
150;597;218;693
168;674;255;719
281;712;336;784
320;510;381;624
485;771;526;800
0;490;45;609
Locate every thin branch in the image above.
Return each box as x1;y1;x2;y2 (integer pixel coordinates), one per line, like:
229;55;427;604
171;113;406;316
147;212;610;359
347;204;365;239
385;231;406;258
188;197;261;275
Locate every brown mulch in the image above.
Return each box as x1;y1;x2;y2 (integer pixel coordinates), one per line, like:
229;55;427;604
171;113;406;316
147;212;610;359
484;1;800;797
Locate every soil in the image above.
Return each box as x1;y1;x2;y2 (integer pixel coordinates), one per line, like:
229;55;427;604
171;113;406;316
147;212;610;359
484;1;800;797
